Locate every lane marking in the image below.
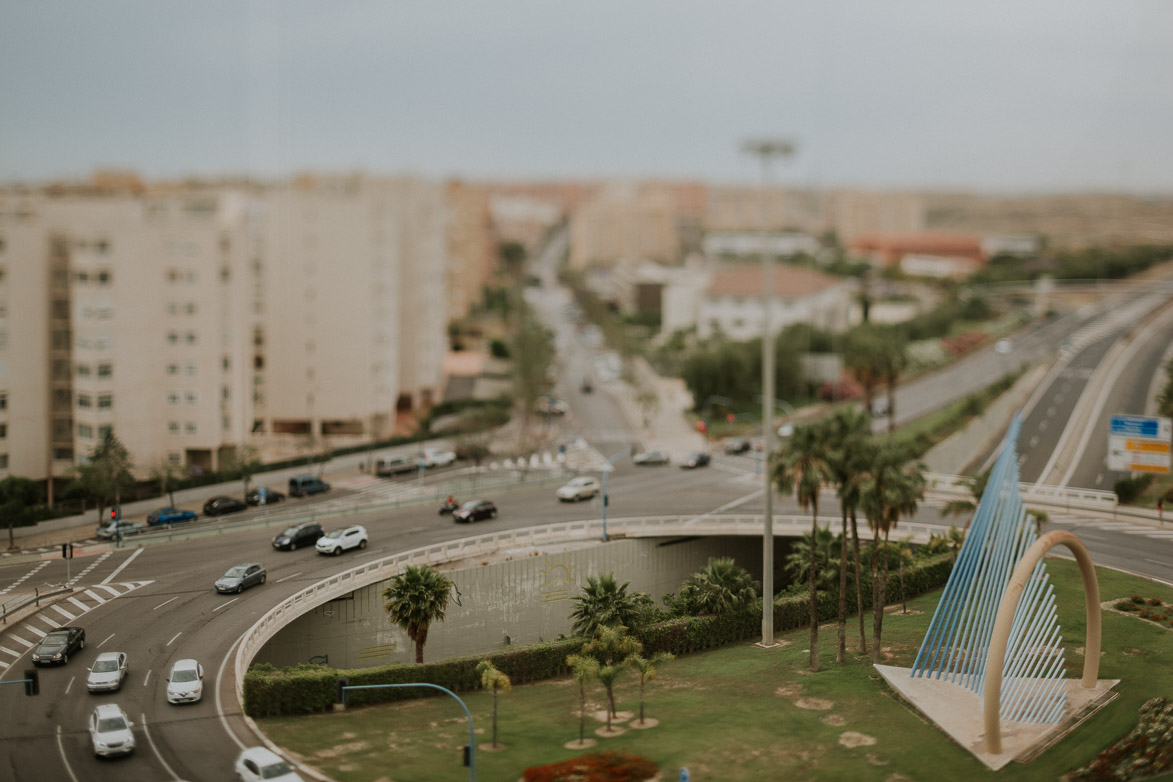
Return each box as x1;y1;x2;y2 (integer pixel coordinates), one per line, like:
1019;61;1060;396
65;676;74;695
51;605;76;622
100;547;144;585
212;598;240;613
166;632;182;647
0;646;21;659
0;561;51;595
141;713;183;782
143;669;151;687
55;725;80;782
67;597;89;613
82;589;107;604
98;633;115;648
153;596;180;611
275;572;302;584
215;634;249;751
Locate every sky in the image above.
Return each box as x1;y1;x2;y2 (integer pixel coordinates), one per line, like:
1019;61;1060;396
2;1;1172;193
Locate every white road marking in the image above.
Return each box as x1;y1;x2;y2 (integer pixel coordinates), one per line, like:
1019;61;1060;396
275;572;302;584
0;646;21;659
10;635;34;649
141;713;183;782
100;547;144;585
67;597;89;613
212;598;239;612
215;634;249;751
51;605;76;622
0;561;51;595
64;676;74;695
153;595;180;611
143;669;151;687
98;633;115;648
55;725;80;782
166;632;182;647
82;589;107;604
26;624;49;638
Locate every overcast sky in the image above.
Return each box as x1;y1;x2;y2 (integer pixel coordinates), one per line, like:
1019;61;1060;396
2;2;1171;193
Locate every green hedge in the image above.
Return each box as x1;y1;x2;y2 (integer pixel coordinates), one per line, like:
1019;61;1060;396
243;554;954;717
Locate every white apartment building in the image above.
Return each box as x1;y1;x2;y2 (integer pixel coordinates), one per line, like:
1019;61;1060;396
0;175;449;483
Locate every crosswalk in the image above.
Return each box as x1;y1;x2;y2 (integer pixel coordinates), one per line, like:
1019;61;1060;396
0;580;153;672
1052;519;1173;541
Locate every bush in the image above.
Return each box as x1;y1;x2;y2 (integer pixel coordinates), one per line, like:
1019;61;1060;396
1116;600;1137;612
1070;697;1173;782
1114;474;1155;505
523;751;658;782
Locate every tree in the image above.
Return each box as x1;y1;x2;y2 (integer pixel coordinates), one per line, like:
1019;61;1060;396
1029;508;1050;537
844;325;887;423
876;329;908;435
669;557;759;617
896;537;915;614
1;476;42;551
628;652;674;726
476;659;512;748
580;625;642;729
382;565;453;663
938;469;990;534
783;526;840;592
149;460;185;508
566;653;600;745
569;574;648;637
76;431;136;523
774;422;832;673
221;444;262;500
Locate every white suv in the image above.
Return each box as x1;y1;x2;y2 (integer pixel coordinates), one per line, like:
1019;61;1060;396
423;448;456;468
89;703;135;757
316;525;369;556
556;476;601;502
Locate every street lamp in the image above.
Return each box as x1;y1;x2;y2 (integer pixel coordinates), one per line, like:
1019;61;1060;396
742;138;796;648
601;446;630;542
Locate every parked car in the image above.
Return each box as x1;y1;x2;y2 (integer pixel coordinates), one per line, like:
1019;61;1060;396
315;525;368;556
246;487;285;506
89;703;136;758
453;499;497;523
203;495;248;516
272;522;324;551
633;450;670;466
724;437;751;455
165;658;204;704
556;476;601;502
288;476;330;497
234;747;304;782
96;520;146;540
32;626;85;665
375;456;416;477
214;563;266;594
679;452;711;469
86;652;128;692
146;506;198;526
537;396;569;416
422;447;457;468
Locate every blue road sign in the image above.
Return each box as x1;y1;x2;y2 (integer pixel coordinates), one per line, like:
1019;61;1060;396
1110;415;1160;438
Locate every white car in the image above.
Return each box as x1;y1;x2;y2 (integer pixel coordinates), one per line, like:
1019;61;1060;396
89;703;135;757
234;746;304;782
316;525;369;556
166;658;204;704
422;448;456;468
86;651;128;692
557;476;601;502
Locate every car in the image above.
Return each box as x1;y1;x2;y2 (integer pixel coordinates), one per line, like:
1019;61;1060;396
724;437;751;455
633;450;670;466
995;338;1013;355
89;703;136;758
96;520;146;540
315;525;369;556
246;487;285;506
679;452;711;469
422;447;457;468
537;396;569;416
215;563;267;593
580;378;593;394
556;476;601;502
288;475;330;497
86;652;128;692
203;495;248;516
871;398;889;417
31;626;85;665
165;658;204;704
453;499;497;523
272;522;324;551
375;456;416;477
234;747;304;782
146;506;198;526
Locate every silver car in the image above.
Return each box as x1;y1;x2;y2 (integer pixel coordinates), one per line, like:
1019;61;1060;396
86;651;128;693
214;562;267;594
89;703;135;757
166;658;204;704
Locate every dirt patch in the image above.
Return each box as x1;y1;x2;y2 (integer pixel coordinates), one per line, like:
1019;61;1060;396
885;774;913;782
314;741;371;759
595;725;627;738
795;698;834;711
774;683;803;698
629;718;659;729
1122;647;1148;657
886;608;924;615
839;731;877;748
563;738;597;750
592;710;632;723
867;752;889;766
479;742;507;752
821;714;847;727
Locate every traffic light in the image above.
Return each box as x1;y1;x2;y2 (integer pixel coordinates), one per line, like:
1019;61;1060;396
110;506;121;521
24;669;38;696
462;744;471;767
61;543;73;559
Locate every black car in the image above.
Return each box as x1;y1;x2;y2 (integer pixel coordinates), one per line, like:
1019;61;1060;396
246;487;285;506
724;437;751;455
272;522;324;551
32;626;86;666
452;499;497;523
203;496;248;516
679;452;712;469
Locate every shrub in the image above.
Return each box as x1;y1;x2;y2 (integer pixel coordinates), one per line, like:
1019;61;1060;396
1148;598;1163;606
1132;595;1145;604
523;751;658;782
1069;697;1173;782
1116;600;1137;612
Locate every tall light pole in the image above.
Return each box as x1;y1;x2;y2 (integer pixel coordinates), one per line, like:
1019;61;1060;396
742;138;795;647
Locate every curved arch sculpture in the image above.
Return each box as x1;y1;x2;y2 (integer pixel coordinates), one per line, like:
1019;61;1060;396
983;530;1101;755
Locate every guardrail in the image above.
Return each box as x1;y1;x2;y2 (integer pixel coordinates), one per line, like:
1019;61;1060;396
926;473;1118;512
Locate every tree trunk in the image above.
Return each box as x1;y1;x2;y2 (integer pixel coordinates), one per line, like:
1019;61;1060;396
887;380;897;435
837;508;847;665
808;509;820;673
7;519;14;551
899;551;907;614
639;677;646;725
605;686;614;730
870;535;882;663
850;511;866;655
492;689;499;747
578;685;586;743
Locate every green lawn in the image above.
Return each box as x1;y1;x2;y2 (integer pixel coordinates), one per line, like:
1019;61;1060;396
256;559;1173;781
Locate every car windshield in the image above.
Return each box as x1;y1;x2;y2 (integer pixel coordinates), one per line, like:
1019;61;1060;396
324;529;345;538
92;659;119;673
224;567;247;578
261;761;294;779
43;632;69;645
97;716;127;732
460;501;480;510
280;526;300;536
171;669;198;683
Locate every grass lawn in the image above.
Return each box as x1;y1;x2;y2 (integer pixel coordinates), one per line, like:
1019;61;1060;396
256;559;1173;781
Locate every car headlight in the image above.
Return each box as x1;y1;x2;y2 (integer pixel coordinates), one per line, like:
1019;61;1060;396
52;653;62;659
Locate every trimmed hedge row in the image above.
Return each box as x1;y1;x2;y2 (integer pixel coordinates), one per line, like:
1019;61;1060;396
243;554;954;717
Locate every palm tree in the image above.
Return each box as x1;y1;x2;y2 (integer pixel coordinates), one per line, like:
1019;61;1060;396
938;469;990;534
476;660;512;748
844;325;887;424
860;443;926;663
877;329;907;435
896;537;914;614
782;526;840;591
674;557;760;616
822;407;872;661
566;653;600;745
628;652;674;726
774;422;832;672
382;565;454;663
580;625;643;725
569;574;648;637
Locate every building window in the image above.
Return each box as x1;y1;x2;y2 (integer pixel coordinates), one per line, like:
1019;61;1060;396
0;392;7;410
97;425;112;440
186;302;197;315
167;363;179;375
221;386;230;401
185;391;197;405
168;452;181;465
97;363;112;378
0;455;7;469
78;393;92;408
97;394;112;409
185;332;197;344
167;303;178;315
75;270;89;283
167;332;178;344
168;421;180;435
221;356;230;371
222;415;231;430
0;423;5;438
97;269;111;284
78;423;93;439
77;364;91;377
184;421;197;434
168;392;180;405
185;363;197;376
